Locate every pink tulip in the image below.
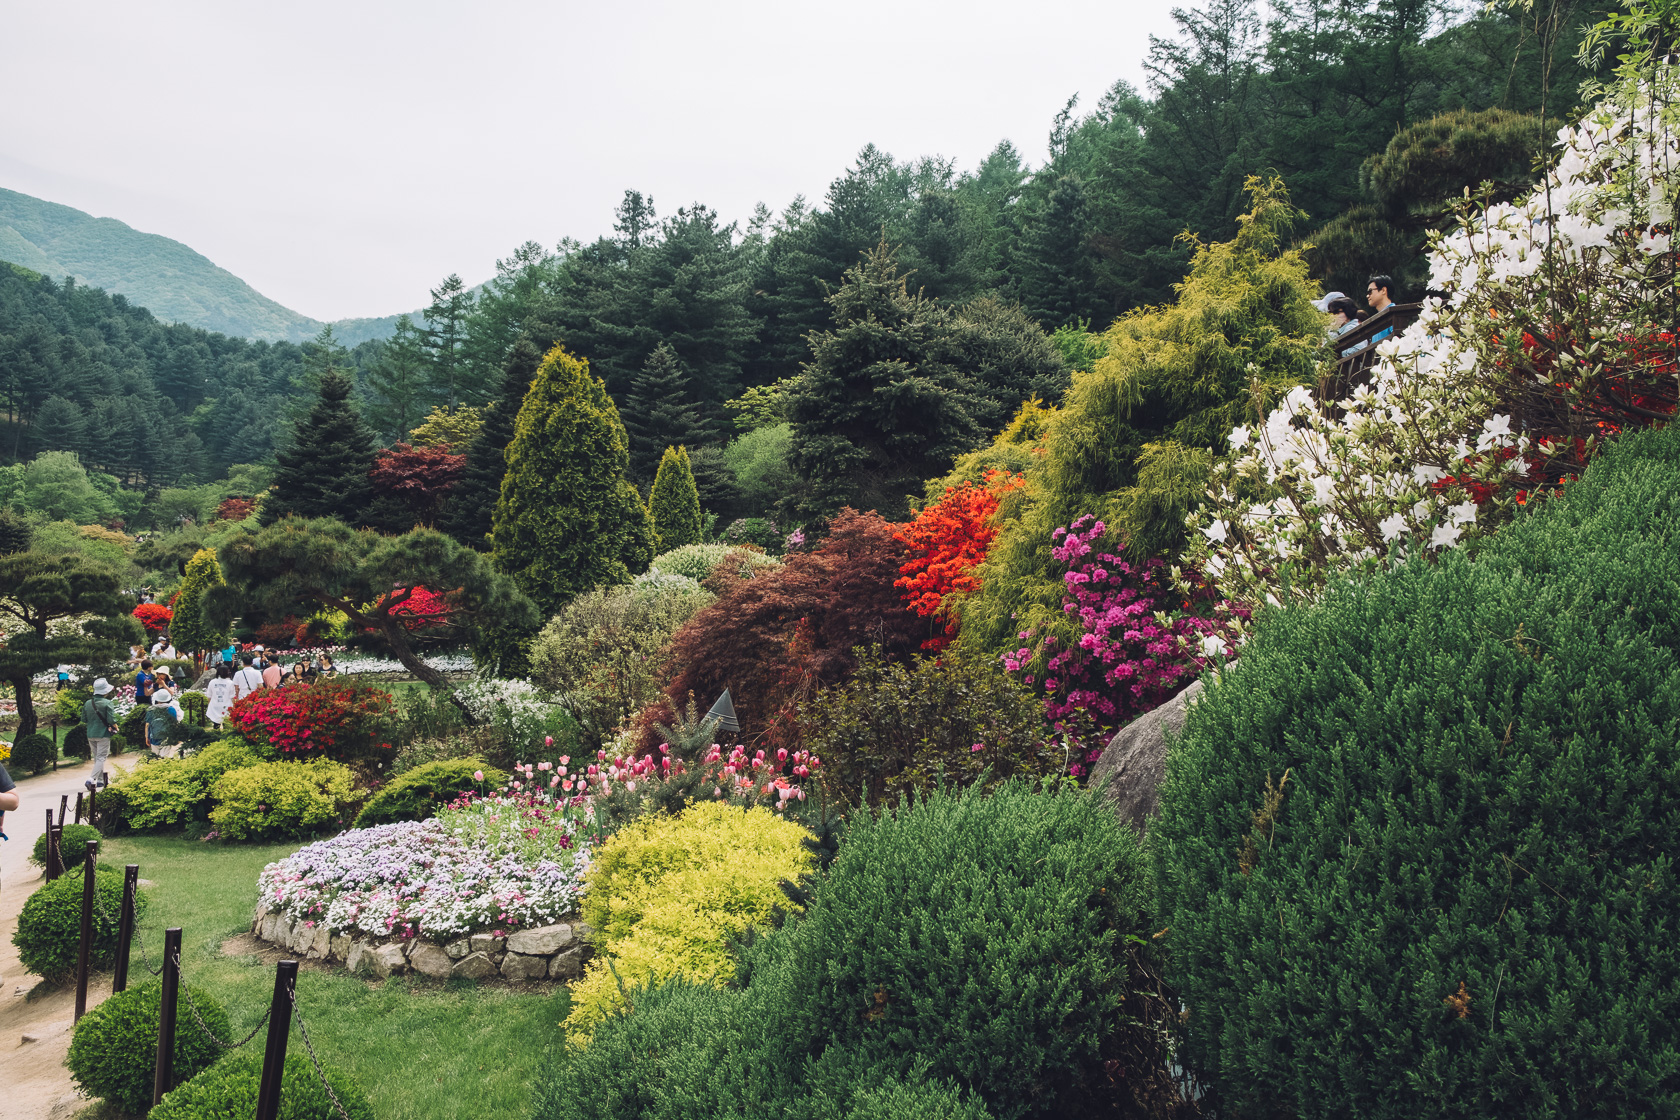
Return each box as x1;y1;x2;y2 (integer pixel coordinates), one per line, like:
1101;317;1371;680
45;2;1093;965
473;771;484;782
545;736;554;746
560;756;570;765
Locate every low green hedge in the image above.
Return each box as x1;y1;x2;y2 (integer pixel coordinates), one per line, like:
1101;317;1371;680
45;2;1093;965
10;731;55;774
353;757;504;827
209;758;360;841
151;1050;375;1120
31;822;101;869
13;868;148;982
63;723;91;760
67;981;228;1116
103;739;264;833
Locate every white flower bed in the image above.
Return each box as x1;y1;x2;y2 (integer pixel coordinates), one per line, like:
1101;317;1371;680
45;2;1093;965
257;815;589;940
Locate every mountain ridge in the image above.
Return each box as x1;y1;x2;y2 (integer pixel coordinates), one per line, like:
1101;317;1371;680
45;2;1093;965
0;186;413;344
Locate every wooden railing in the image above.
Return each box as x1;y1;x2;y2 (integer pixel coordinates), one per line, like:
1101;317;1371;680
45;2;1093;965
1318;302;1425;405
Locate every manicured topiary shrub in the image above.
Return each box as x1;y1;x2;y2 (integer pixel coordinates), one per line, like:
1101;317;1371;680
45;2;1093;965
353;757;504;827
648;542;731;583
106;739;264;832
9;731;55;774
209;758;359;841
31;822;101;869
539;782;1172;1120
150;1049;375;1120
67;981;228;1116
14;868;148;982
63;723;90;760
1153;423;1680;1119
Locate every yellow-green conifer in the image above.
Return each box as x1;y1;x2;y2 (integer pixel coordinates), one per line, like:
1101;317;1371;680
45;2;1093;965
649;445;702;552
170;548;228;657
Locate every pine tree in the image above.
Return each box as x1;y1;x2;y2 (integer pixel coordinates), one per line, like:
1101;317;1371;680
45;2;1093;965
169;547;227;658
787;240;987;521
262;369;377;526
623;344;710;483
649;445;703;552
490;345;655;616
423;274;474;412
366;315;430;441
1011;175;1107;329
439;336;541;549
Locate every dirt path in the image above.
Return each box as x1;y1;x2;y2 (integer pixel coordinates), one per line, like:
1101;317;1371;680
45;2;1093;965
1;755;142;1119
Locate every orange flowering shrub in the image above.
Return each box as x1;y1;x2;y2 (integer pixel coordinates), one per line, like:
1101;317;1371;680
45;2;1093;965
894;471;1023;650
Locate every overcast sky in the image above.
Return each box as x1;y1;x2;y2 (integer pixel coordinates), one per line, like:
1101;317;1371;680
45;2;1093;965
1;0;1182;322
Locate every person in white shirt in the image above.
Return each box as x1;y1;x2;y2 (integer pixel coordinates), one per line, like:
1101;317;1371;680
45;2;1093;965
205;664;239;728
233;656;266;700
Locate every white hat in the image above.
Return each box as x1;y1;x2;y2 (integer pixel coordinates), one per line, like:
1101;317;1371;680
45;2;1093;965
92;678;113;696
153;688;173;704
1312;291;1348;312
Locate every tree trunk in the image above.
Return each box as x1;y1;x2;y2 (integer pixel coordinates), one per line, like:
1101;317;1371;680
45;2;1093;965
9;674;37;737
380;623;477;725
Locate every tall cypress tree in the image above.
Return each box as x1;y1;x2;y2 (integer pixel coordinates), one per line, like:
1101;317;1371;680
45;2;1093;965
439;335;543;548
262;369;377;525
170;547;228;658
649;445;703;552
623;343;710;483
490;345;655;616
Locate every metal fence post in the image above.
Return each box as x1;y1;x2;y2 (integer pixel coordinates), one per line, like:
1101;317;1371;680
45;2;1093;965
113;864;139;993
152;928;183;1107
254;959;299;1120
74;791;84;825
44;816;63;880
74;839;99;1020
57;793;67;827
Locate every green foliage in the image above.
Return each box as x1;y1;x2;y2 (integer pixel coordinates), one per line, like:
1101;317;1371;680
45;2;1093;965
262;368;377;526
802;648;1054;806
1154;424;1680;1118
958;178;1323;660
63;723;90;759
170;547;228;656
491;344;656;616
439;334;542;549
107;739;264;832
21;450;117;524
566;801;815;1038
528;581;715;742
14;867;149;982
648;542;732;582
9;730;55;774
353;758;504;827
720;422;798;517
538;783;1168;1120
787;241;987;521
0;505;35;553
67;980;226;1117
949;295;1071;429
150;1050;375;1120
32;822;101;869
209;758;360;841
625;343;713;483
649;445;703;552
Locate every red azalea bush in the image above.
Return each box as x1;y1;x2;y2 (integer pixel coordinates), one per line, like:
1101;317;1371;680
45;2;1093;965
227;680;395;761
215;496;257;522
1003;515;1241;776
663;509;924;748
132;603;173;633
894;471;1023;651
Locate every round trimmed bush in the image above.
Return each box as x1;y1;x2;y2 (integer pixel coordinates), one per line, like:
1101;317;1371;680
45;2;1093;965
10;731;56;774
14;867;149;981
353;757;504;827
150;1049;375;1120
68;981;228;1116
63;722;91;760
31;822;101;869
1154;424;1680;1119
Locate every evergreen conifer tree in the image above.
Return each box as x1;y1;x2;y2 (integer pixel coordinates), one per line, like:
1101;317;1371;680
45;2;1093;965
490;345;655;616
169;548;227;658
262;369;377;525
649;445;703;551
1011;175;1107;330
439;335;542;549
623;344;710;483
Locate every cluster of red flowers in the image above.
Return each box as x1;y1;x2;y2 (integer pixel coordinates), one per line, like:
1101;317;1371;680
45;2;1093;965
215;496;257;522
384;586;454;633
227;679;394;759
894;472;1024;651
132;603;173;633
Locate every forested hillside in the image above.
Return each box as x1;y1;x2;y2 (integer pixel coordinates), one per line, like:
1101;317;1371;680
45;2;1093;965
0;0;1598;526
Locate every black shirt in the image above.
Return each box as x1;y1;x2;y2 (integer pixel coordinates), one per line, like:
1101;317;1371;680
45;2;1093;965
0;760;13;794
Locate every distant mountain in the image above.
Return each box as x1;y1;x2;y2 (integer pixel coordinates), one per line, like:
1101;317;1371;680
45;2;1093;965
0;186;417;344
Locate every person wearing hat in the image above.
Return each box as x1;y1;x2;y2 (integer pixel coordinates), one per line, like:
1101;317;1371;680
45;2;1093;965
83;679;119;792
146;687;182;758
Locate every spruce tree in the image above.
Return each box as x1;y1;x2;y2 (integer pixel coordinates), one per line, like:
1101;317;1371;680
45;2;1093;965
261;369;377;526
1011;175;1106;330
490;345;655;616
169;547;227;658
648;445;702;552
440;335;542;549
623;344;710;483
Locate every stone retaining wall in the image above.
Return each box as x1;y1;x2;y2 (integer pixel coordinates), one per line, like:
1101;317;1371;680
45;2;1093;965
251;900;592;983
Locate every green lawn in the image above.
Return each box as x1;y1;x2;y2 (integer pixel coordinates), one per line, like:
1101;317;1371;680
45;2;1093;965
99;836;569;1120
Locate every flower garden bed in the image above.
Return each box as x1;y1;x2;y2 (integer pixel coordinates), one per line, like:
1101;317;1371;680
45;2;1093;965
250;789;595;983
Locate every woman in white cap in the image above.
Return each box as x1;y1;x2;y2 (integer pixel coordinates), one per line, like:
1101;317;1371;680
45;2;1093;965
82;678;119;792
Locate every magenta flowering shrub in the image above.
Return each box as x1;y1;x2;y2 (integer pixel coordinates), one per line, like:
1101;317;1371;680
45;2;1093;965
1002;515;1241;775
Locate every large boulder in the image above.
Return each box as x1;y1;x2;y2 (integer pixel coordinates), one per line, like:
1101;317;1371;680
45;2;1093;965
1089;669;1224;833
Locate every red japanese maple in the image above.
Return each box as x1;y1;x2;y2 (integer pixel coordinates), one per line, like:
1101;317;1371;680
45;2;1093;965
369;442;466;524
894;471;1024;650
215;496;257;522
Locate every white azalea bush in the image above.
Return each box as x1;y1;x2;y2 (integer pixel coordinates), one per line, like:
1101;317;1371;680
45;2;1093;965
1186;63;1677;605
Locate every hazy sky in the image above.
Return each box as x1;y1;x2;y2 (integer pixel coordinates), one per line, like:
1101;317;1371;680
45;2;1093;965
1;0;1182;322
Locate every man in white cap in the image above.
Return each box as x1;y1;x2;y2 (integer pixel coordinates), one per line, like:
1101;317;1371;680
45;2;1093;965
83;678;119;793
146;688;182;757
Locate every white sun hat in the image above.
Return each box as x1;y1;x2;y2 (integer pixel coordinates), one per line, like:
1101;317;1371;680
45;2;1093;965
92;678;113;695
1312;290;1348;312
